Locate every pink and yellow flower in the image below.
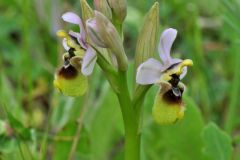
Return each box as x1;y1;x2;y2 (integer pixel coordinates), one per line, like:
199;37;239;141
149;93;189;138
54;12;97;96
136;28;193;125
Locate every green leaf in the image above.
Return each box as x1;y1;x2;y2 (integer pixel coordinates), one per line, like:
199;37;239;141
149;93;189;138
53;121;91;160
50;95;83;131
202;122;233;160
87;87;124;160
0;135;16;153
5;109;31;141
0;136;28;160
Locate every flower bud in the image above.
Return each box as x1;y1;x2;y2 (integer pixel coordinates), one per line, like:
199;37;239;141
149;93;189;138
86;18;108;48
134;2;159;75
89;11;128;70
54;65;88;97
152;82;185;125
94;0;112;20
107;0;127;23
80;0;94;23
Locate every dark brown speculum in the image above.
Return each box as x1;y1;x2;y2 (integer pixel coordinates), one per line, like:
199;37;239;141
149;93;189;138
162;74;183;105
162;87;183;105
58;65;78;79
169;74;180;87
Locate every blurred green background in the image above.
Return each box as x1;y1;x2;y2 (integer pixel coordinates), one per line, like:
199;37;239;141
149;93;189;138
0;0;240;159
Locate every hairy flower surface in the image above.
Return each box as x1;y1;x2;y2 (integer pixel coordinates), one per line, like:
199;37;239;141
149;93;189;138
136;28;193;125
54;12;97;96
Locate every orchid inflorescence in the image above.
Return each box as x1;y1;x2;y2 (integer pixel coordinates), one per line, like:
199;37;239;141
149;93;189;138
53;1;193;159
54;0;193;129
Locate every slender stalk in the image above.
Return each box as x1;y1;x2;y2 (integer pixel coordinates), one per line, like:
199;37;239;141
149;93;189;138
224;43;240;133
95;48;119;93
68;94;89;160
95;47;141;160
117;71;140;160
132;85;151;133
133;85;151;107
40;103;54;160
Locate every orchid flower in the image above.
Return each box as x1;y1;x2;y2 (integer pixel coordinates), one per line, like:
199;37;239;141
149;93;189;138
136;28;193;125
60;12;97;76
54;12;97;97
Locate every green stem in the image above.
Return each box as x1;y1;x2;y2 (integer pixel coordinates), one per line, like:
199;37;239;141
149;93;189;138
95;47;141;160
95;49;119;93
117;71;140;160
224;42;240;133
133;85;151;107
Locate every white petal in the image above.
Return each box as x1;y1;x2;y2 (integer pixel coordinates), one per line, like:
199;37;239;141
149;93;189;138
170;58;182;64
62;12;81;24
158;28;177;64
62;38;70;51
136;58;163;85
69;30;81;39
62;12;86;41
161;58;183;71
81;47;97;76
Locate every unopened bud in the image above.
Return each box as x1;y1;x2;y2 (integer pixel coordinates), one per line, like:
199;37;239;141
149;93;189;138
94;0;112;20
86;18;108;47
88;11;128;70
80;0;94;23
134;2;159;74
107;0;127;23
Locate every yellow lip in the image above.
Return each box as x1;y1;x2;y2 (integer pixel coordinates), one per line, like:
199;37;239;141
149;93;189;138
179;59;193;68
53;69;88;97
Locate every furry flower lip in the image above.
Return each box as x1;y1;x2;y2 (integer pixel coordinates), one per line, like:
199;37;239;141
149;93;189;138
136;28;193;125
